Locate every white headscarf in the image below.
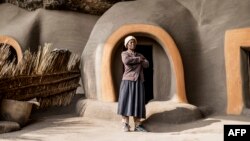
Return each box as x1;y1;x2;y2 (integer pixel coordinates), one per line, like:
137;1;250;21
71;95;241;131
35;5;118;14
124;35;137;47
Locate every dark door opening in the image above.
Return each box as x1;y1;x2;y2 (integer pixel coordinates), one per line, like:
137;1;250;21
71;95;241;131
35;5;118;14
246;51;250;108
136;45;153;104
242;49;250;108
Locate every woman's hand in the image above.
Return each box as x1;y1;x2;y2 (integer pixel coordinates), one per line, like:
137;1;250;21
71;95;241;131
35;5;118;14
139;56;145;62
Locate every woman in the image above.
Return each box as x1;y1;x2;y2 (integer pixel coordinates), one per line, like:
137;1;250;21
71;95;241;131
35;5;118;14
117;35;149;132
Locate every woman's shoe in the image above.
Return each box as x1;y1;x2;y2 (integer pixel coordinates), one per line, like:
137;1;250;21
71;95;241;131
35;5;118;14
134;125;148;132
122;123;130;132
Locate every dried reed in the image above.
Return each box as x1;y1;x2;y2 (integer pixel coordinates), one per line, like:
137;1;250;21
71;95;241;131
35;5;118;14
0;43;81;108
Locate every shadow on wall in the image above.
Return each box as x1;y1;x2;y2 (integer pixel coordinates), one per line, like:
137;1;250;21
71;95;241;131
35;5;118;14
27;20;40;53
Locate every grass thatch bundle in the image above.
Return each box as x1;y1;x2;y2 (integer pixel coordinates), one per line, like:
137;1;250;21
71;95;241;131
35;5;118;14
4;0;43;11
3;0;127;15
0;43;80;108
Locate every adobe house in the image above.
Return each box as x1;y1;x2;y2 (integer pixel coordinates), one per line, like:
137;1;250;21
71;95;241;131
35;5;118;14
80;0;250;120
80;1;199;122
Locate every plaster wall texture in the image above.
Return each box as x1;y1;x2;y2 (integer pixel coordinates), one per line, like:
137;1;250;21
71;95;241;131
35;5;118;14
0;3;99;55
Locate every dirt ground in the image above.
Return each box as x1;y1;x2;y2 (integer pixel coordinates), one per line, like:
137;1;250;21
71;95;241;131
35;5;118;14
1;113;250;141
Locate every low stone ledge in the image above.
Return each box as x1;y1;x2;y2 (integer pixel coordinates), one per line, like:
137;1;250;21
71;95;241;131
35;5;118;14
145;101;202;124
76;99;202;124
76;98;120;121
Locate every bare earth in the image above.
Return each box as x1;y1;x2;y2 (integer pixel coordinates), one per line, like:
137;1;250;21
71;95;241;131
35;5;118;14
1;114;250;141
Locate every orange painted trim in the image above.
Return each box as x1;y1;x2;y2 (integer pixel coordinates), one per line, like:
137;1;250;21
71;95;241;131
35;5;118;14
225;28;250;115
0;35;23;63
101;24;187;103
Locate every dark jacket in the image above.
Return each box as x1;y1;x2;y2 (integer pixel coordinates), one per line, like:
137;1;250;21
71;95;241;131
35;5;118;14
121;50;149;81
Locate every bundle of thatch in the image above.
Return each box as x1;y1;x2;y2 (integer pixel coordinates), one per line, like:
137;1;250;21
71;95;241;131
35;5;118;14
4;0;43;11
44;0;123;15
0;43;80;108
3;0;127;15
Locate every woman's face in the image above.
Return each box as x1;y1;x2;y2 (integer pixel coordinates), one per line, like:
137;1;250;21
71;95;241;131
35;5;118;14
127;39;137;50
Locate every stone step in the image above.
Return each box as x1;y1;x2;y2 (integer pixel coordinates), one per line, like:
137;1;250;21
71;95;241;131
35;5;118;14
76;99;203;125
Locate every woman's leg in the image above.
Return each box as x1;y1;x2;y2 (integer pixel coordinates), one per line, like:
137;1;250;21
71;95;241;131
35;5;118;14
133;117;141;127
122;116;130;132
122;116;129;124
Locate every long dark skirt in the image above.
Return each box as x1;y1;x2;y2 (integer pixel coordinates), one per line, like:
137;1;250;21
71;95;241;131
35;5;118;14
117;80;146;118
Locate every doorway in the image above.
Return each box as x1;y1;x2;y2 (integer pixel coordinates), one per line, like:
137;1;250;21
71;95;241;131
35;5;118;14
101;24;187;103
246;51;250;108
240;49;250;109
136;45;154;104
